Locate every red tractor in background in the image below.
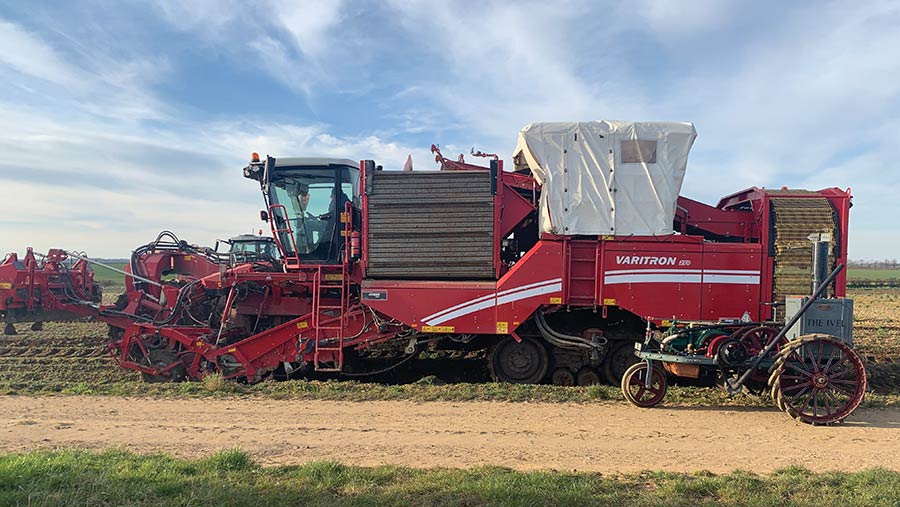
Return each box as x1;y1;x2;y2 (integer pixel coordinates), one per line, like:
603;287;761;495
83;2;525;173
0;121;865;424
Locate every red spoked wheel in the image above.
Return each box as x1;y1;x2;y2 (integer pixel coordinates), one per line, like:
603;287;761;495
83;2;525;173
768;334;866;425
732;326;784;355
621;362;667;408
731;326;783;387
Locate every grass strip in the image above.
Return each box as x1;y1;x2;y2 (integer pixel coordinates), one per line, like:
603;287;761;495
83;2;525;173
0;449;898;507
1;377;898;409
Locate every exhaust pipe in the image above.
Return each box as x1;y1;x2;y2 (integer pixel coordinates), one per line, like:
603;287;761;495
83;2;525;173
810;234;831;297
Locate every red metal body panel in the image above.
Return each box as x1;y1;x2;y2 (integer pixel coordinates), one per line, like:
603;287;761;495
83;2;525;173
675;196;757;241
362;241;564;334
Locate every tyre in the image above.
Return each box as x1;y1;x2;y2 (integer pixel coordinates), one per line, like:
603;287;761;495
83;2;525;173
488;336;550;384
603;340;640;385
621;362;667;408
768;334;866;425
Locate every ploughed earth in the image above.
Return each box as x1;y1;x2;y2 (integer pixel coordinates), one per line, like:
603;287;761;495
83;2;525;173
1;396;897;473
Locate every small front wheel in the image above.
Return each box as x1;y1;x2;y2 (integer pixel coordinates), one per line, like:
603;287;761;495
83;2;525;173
621;362;667;407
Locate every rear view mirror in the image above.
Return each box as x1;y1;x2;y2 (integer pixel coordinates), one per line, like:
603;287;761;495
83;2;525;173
260;210;269;222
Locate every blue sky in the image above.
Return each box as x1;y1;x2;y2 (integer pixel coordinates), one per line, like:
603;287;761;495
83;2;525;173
0;0;898;259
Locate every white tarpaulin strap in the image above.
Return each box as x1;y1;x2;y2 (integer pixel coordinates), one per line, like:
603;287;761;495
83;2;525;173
512;121;697;236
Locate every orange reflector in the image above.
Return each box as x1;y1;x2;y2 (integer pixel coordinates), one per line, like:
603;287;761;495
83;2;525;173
251;152;260;162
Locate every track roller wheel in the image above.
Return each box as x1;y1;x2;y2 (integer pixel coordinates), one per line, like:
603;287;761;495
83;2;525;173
141;349;187;383
621;362;667;408
552;368;575;386
603;341;640;385
3;323;16;335
576;367;602;386
768;334;866;425
488;335;549;384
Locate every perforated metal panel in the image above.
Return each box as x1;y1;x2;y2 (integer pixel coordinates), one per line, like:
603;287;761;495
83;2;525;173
366;171;496;279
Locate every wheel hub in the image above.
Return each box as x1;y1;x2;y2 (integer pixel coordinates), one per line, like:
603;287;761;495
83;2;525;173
812;373;829;389
510;350;530;370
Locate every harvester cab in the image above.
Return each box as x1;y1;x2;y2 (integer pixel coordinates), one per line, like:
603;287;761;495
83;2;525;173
220;234;281;263
244;155;359;266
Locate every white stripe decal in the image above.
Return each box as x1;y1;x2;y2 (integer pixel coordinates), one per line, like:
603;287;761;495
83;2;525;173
425;282;563;326
604;268;702;275
426;298;497;326
604;273;760;285
702;274;760;284
421;278;561;323
496;283;563;306
605;268;760;276
604;273;703;284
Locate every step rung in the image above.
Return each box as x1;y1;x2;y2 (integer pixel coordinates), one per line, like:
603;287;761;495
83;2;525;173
318;305;344;310
570;276;595;281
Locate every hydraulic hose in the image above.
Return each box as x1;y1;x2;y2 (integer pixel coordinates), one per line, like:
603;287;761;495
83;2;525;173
534;312;602;350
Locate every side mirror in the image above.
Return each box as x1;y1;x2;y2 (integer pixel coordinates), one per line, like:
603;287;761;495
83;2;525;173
260;210;269;222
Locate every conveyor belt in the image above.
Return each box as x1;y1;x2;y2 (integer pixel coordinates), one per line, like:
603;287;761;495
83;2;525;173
366;171;496;279
770;197;836;320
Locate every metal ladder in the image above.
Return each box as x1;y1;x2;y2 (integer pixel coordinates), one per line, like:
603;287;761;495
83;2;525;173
268;204;301;269
311;264;347;371
566;241;598;307
311;201;355;371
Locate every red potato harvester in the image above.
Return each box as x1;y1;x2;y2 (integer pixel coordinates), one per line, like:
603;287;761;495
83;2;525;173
0;121;863;424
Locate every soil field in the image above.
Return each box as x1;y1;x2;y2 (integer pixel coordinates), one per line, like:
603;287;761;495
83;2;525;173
2;396;898;473
3;288;898;390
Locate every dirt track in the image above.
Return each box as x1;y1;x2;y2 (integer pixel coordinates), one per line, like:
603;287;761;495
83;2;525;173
1;396;898;473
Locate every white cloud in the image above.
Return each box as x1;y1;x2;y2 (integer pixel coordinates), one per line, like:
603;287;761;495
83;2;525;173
0;20;83;87
273;0;344;59
628;0;733;36
150;0;247;34
150;0;355;97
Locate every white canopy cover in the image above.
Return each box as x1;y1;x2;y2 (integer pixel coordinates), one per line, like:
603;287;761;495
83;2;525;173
512;121;697;236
